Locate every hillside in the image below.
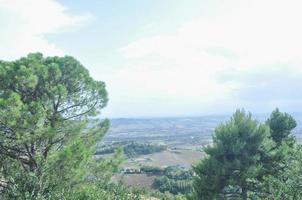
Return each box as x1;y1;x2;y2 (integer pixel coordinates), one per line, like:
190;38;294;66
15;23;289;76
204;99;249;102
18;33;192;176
104;114;302;144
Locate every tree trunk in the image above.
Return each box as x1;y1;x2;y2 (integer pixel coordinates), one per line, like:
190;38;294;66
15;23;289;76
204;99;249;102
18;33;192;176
242;187;248;200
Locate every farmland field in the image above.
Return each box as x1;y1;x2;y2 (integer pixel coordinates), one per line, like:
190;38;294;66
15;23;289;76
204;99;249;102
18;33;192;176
100;114;302;191
113;174;157;188
124;148;204;169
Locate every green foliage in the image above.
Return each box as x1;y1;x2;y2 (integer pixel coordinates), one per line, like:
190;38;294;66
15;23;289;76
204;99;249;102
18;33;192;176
257;108;302;199
140;165;164;174
124;142;166;157
191;109;271;199
153;176;193;195
0;53;130;199
256;109;297;181
97;141;167;158
266;108;296;145
259;145;302;199
71;181;145;200
152;166;193;195
148;190;186;200
164;166;193;180
191;109;302;199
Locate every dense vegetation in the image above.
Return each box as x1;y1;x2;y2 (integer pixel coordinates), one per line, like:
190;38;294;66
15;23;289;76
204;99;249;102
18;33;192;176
97;141;167;157
153;166;193;195
0;53;138;199
190;109;302;200
140;165;164;174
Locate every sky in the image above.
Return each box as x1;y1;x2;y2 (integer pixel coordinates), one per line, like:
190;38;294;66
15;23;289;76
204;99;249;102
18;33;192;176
1;0;302;118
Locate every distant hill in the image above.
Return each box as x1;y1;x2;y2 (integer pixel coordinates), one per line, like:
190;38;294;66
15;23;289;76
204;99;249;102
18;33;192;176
103;113;302;144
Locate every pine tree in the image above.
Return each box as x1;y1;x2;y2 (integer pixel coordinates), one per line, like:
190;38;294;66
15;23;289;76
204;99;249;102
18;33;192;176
192;110;271;199
266;108;296;145
0;53;124;199
259;109;302;199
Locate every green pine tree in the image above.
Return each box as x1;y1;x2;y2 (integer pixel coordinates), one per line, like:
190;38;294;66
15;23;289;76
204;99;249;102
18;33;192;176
191;109;271;200
0;53;126;199
259;109;302;199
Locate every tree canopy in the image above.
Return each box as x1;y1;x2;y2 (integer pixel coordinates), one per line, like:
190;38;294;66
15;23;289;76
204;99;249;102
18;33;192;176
191;109;302;200
191;110;271;199
0;53;118;199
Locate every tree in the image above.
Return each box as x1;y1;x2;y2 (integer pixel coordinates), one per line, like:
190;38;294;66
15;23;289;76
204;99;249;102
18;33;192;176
260;145;302;199
191;110;271;200
260;109;297;176
0;53;116;199
266;108;296;145
259;109;302;199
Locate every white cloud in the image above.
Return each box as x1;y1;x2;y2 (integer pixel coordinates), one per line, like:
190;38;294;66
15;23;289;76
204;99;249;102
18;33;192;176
122;0;302;66
2;0;301;117
0;0;91;60
105;0;302;116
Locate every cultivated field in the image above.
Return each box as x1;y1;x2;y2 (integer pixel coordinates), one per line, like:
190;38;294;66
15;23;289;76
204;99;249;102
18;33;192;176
113;174;157;188
124;148;204;169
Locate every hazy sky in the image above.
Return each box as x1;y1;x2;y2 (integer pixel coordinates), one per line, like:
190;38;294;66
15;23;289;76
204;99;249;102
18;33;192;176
1;0;302;117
